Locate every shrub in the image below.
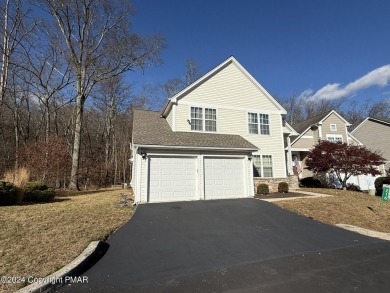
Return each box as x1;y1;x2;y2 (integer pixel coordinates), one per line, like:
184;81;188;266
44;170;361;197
278;182;289;193
257;183;269;195
374;177;390;196
299;177;322;188
346;183;361;192
23;181;56;203
0;182;18;206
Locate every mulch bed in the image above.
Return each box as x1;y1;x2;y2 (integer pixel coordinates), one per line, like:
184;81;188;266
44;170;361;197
254;192;312;199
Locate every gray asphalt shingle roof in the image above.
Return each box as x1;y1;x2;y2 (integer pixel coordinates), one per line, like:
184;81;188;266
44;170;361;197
132;109;257;150
291;112;329;134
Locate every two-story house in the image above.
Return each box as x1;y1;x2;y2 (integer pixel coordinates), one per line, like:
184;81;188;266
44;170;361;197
286;110;383;190
352;117;390;173
131;56;294;203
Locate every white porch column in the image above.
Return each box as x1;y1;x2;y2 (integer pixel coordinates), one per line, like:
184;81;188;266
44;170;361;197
287;136;293;175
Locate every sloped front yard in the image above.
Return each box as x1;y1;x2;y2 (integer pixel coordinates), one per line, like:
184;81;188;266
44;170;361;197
274;188;390;233
0;188;133;292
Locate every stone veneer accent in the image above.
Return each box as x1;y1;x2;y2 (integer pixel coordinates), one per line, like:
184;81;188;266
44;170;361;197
254;176;299;193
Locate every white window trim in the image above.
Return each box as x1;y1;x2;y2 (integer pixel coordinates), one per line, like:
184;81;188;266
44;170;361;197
252;154;274;178
189;105;218;133
330;124;337;131
247;112;271;135
326;134;343;142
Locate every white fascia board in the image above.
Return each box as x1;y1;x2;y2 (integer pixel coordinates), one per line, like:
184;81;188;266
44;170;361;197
133;144;258;152
283;121;299;136
321;110;352;126
288;148;310;152
368;117;390;126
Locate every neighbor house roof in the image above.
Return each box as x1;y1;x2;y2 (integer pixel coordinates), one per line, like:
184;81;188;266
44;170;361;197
351;116;390;134
291;110;351;134
132;109;258;150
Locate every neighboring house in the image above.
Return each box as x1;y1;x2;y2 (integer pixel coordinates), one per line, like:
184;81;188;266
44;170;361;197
352;117;390;172
286;110;381;190
131;56;295;203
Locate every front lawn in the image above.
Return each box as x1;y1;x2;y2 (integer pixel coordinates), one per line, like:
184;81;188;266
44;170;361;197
274;188;390;233
0;188;133;292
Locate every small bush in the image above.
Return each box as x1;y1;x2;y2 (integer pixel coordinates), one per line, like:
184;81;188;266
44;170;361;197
374;177;390;196
299;177;322;188
0;182;18;206
278;182;289;193
23;181;55;203
346;183;361;192
257;183;269;195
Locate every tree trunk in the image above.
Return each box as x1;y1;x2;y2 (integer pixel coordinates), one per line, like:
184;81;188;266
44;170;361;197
0;0;10;106
69;94;84;190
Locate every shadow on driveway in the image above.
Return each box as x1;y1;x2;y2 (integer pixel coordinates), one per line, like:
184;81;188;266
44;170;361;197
61;199;390;292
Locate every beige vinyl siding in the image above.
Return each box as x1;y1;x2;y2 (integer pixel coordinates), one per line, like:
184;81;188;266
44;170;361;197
178;62;279;110
291;129;314;149
313;128;319;143
140;153;147;202
243;114;285;177
166;109;173;129
322;113;348;142
175;104;191;131
353;120;390;161
348;135;361;146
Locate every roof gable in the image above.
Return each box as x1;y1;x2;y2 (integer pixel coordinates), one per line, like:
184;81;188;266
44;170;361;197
161;56;287;117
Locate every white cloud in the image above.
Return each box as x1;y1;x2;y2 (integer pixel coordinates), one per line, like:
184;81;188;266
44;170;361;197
299;64;390;100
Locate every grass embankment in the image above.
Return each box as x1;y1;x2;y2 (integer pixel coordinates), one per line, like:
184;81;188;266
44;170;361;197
275;188;390;233
0;188;133;292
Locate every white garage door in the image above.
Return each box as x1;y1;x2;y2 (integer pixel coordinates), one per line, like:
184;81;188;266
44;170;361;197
148;156;197;202
204;157;246;199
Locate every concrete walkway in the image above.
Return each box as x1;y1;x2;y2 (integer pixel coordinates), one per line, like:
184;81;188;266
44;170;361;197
260;189;333;202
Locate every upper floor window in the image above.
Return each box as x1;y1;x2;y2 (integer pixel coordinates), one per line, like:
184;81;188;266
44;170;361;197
327;134;343;143
248;113;270;135
191;107;216;132
205;108;216;132
191;107;203;131
330;124;337;131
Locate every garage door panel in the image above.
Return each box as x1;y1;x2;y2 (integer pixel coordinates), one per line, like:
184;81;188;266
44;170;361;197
149;156;197;202
204;157;245;199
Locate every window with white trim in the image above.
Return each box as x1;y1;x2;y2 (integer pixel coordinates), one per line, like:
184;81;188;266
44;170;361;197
191;107;203;131
262;155;273;177
205;108;216;132
330;124;337;131
252;155;273;178
327;134;343;143
190;106;216;132
248;113;258;134
248;113;270;135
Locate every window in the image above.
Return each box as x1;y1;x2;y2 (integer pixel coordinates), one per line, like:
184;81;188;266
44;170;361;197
191;106;216;132
327;135;343;143
191;107;203;131
205;108;216;132
262;155;273;177
248;113;258;134
253;155;262;177
248;113;270;135
330;124;337;131
252;155;273;178
259;114;270;135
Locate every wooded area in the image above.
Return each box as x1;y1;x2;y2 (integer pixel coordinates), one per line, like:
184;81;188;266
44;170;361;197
0;0;389;189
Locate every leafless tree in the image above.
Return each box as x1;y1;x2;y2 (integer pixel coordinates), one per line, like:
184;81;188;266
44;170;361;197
37;0;165;189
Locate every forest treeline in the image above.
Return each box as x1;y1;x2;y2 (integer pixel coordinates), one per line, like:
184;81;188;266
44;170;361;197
0;0;389;189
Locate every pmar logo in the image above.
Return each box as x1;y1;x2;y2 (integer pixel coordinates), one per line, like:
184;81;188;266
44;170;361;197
64;276;88;284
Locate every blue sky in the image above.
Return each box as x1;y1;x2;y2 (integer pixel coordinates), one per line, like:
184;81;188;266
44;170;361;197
129;0;390;105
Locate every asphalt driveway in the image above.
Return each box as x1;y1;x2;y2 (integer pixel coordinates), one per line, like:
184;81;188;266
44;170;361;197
61;199;390;292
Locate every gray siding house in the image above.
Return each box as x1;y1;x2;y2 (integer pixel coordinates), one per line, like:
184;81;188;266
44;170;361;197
352;117;390;172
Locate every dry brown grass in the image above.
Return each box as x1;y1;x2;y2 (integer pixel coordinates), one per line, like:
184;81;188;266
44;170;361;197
0;188;133;292
3;167;30;189
275;188;390;234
